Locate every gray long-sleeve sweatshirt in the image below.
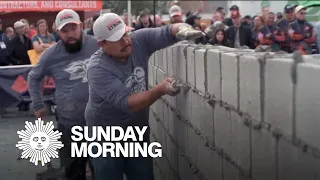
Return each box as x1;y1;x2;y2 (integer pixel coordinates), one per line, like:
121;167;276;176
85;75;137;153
28;35;99;126
85;25;179;129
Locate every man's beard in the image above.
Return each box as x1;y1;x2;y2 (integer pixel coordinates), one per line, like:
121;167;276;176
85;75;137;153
63;35;83;53
170;18;183;24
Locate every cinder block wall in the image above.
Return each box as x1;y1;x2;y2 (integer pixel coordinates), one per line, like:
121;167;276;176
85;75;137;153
148;43;320;180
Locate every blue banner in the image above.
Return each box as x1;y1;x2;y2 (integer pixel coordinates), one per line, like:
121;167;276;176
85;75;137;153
0;66;55;108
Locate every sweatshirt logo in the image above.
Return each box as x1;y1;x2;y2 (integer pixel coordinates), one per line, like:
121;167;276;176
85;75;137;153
64;59;90;83
124;66;146;94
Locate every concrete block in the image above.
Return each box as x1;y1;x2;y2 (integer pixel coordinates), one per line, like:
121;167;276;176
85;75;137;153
158;49;163;71
154;50;159;68
161;127;167;162
229;112;251;173
156;68;165;85
179;44;189;82
193;174;201;180
239;171;251;180
303;55;320;65
153;164;163;180
187;125;200;165
264;58;293;137
167;46;173;76
172;44;188;82
154;99;164;126
197;142;223;180
169;169;180;180
187;46;196;87
221;53;239;108
239;55;262;122
168;106;176;138
190;92;201;131
169;136;178;173
278;138;319;180
215;46;254;53
223;160;239;180
178;150;193;180
195;49;207;93
149;52;155;65
296;63;320;150
175;116;188;154
175;89;192;121
172;45;179;77
162;48;168;73
161;157;170;180
158;156;165;177
149;109;157;136
315;159;320;179
251;129;277;180
166;133;173;167
150;133;156;144
148;64;154;87
214;104;232;156
165;132;172;163
148;64;155;87
207;49;222;100
214;108;251;173
198;95;214;145
163;103;169;133
156;120;163;145
152;66;157;87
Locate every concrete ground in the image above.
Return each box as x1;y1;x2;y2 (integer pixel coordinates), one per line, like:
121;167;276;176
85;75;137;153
0;108;93;180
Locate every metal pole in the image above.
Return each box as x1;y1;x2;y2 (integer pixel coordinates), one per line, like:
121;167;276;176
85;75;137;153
128;0;132;27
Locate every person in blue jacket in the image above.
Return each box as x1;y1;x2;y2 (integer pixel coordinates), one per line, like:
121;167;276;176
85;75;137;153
288;5;316;55
257;12;286;51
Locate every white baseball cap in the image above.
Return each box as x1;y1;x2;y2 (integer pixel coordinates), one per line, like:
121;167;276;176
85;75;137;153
93;13;134;42
14;21;25;29
169;5;182;17
295;5;306;14
55;9;81;30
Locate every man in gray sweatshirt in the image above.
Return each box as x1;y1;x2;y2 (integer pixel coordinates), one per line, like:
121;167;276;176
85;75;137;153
86;13;204;180
28;9;99;180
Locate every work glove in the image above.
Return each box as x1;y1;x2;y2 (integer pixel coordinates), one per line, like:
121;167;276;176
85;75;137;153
176;23;206;41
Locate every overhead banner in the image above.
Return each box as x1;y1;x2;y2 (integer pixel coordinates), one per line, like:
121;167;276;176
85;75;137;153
0;66;55;108
0;0;102;12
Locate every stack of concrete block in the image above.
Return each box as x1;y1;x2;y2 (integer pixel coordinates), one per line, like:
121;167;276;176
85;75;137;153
148;44;320;180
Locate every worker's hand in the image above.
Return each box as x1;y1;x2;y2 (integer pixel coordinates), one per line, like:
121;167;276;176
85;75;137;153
159;77;181;97
176;23;206;41
34;107;46;119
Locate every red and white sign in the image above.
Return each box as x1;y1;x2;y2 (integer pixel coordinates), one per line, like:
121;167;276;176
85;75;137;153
0;0;102;12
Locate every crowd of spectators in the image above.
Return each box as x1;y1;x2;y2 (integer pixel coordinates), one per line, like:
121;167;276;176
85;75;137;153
117;3;317;55
0;3;317;67
0;18;58;66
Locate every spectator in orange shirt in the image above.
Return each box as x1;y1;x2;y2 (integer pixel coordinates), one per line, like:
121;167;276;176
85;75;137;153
20;19;37;40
